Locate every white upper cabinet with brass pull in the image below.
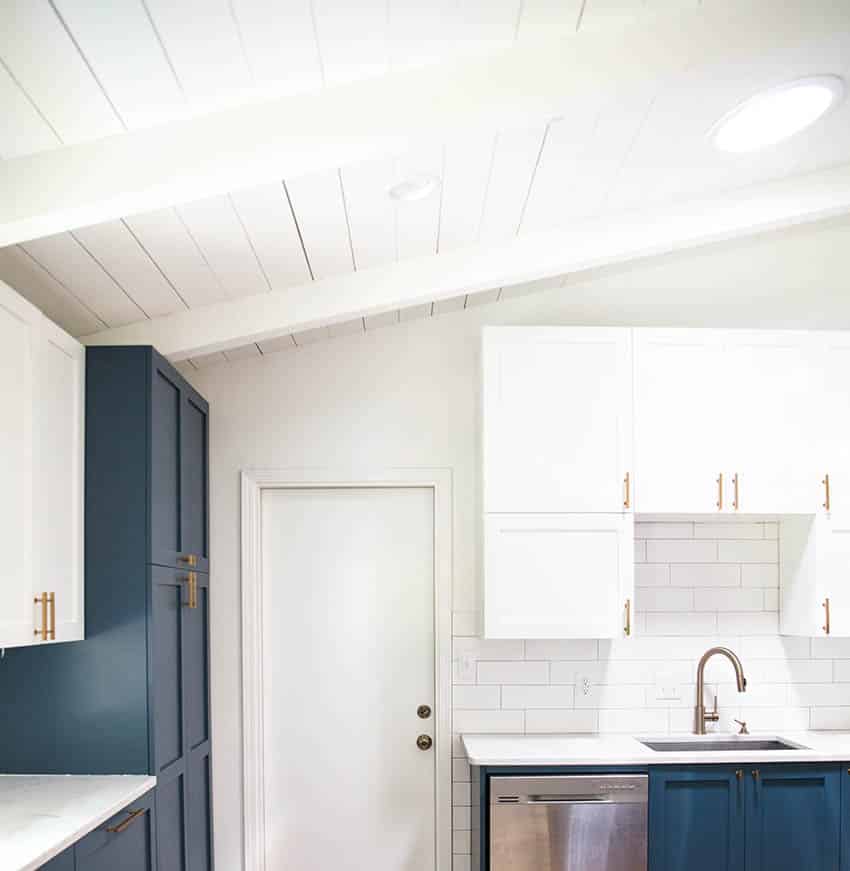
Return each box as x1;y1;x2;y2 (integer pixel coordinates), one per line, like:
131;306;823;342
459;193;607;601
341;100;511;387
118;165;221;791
0;280;84;648
482;326;633;514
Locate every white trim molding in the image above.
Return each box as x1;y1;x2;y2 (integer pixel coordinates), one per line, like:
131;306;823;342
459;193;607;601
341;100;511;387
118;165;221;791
240;467;454;871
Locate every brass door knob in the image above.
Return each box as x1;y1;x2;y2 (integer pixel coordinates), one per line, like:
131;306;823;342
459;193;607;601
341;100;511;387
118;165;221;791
416;734;433;751
417;705;432;719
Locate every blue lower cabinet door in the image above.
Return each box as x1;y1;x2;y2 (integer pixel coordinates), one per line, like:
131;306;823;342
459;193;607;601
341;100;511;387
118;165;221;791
75;790;156;871
842;768;850;871
746;765;840;871
39;846;75;870
649;767;745;871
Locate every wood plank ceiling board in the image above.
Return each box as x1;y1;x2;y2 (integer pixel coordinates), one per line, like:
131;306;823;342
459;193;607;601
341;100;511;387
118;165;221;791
177;195;271;299
364;310;399;330
515;0;584;41
51;0;187;130
340;156;399;270
387;0;460;71
21;233;144;326
142;0;252;112
223;342;261;361
257;334;296;354
454;0;520;56
438;132;498;252
284;170;355;280
580;0;699;32
478;124;549;244
0;63;61;158
394;147;443;260
0;245;104;336
0;0;123;144
230;182;312;290
229;0;323;96
189;350;229;368
311;0;390;86
124;207;228;309
72;220;187;318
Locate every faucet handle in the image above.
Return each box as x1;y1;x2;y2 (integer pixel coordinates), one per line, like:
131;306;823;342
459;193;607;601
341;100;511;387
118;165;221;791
734;719;749;735
704;694;720;723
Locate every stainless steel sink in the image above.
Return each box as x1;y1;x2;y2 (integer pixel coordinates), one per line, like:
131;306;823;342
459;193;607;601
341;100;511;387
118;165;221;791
640;737;808;752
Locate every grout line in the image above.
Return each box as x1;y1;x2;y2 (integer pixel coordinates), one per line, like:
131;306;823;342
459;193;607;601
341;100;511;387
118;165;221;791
228;193;274;292
17;244;107;329
70;231;149;318
140;0;188;102
0;56;64;145
338;169;357;271
282;181;315;281
48;0;128;131
121;218;190;310
515;121;550;236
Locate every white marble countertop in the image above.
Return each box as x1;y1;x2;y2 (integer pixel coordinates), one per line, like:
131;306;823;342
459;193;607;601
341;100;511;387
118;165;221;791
0;775;156;871
463;731;850;767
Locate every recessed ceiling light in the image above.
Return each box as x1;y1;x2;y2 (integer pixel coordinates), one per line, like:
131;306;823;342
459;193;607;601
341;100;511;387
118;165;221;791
388;174;441;202
711;75;845;153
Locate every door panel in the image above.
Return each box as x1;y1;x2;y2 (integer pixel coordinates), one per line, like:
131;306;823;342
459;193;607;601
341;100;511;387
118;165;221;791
746;766;839;871
649;768;745;871
484;513;633;638
483;327;632;513
822;337;850;516
184;579;210;750
40;846;75;870
152;570;184;771
156;773;187;871
260;487;436;871
151;364;182;568
181;395;209;572
187;750;212;871
75;791;155;871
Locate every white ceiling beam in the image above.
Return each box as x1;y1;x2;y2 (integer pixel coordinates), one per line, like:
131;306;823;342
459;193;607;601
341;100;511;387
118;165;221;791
1;0;844;246
82;162;850;360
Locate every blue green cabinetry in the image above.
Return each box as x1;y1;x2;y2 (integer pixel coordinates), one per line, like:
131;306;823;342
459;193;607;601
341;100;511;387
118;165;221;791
0;347;212;871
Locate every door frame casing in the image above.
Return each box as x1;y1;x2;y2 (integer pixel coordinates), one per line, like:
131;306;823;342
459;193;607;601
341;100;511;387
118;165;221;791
240;468;453;871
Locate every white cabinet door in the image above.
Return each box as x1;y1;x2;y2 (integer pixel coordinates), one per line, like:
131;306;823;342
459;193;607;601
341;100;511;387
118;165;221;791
634;330;730;513
33;318;85;643
483;327;632;513
723;331;819;514
484;513;634;639
0;285;37;646
820;334;850;516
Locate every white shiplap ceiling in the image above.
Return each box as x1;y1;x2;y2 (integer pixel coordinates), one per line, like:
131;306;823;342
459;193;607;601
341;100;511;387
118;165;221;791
2;0;850;369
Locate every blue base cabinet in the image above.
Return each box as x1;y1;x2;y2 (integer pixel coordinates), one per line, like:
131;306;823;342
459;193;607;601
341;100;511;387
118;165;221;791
0;348;212;871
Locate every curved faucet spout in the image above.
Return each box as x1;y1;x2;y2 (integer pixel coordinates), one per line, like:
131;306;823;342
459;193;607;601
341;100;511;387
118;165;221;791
694;647;747;735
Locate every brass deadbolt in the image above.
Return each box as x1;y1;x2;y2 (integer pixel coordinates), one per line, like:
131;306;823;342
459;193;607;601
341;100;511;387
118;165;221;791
417;704;432;719
416;734;433;751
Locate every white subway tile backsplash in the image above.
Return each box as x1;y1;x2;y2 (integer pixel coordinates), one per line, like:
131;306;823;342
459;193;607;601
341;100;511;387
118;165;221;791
451;519;848;863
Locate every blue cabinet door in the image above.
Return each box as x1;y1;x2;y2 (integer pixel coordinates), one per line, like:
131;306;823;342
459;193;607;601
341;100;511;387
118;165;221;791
649;767;745;871
841;767;850;871
75;790;156;871
39;846;75;870
746;765;840;871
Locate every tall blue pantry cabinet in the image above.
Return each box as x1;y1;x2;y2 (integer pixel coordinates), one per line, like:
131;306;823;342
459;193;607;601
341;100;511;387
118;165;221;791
0;346;213;871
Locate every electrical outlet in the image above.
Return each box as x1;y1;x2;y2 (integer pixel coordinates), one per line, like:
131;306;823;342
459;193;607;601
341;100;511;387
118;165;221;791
655;680;682;702
576;673;595;700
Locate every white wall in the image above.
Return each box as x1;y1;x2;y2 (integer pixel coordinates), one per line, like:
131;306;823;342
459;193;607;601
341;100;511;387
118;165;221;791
191;217;850;870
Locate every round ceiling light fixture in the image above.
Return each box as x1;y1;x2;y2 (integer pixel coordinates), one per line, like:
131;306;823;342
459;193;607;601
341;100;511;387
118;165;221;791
388;174;441;202
710;75;845;153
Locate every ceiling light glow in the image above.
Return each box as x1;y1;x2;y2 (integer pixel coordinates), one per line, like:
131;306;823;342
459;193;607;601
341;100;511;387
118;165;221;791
388;175;441;202
711;76;844;153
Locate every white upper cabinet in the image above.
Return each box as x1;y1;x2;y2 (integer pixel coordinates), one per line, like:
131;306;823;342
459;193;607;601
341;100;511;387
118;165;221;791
483;327;633;514
634;330;730;513
820;334;850;517
0;280;84;648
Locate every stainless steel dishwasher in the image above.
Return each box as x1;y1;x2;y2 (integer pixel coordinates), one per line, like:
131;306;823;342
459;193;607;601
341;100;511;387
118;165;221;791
490;774;648;871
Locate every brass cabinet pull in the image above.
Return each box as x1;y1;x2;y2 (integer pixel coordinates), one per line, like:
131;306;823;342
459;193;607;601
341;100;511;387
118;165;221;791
716;473;723;510
48;592;55;640
181;573;198;609
623;472;630;509
823;474;831;511
106;809;145;834
33;592;48;641
732;473;739;511
824;598;831;635
735;769;743;780
624;599;631;637
178;554;198;567
752;769;760;780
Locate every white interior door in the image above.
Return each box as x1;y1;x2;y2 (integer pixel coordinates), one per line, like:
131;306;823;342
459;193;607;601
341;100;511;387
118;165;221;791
261;487;436;871
0;286;36;646
483;327;632;513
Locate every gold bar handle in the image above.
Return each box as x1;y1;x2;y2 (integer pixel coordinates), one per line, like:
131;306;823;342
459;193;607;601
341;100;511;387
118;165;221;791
48;592;55;640
824;598;831;635
716;473;723;510
191;571;198;610
823;474;831;511
733;473;739;511
735;769;743;780
178;554;198;567
106;809;146;834
623;472;630;509
624;599;631;637
33;592;48;641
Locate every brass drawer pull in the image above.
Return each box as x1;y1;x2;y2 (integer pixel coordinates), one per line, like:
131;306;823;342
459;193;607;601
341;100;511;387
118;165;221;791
33;592;55;641
824;598;831;635
824;474;831;511
181;573;198;609
716;473;723;510
735;769;743;780
624;599;631;637
732;473;739;511
178;554;198;567
106;809;145;834
623;472;630;509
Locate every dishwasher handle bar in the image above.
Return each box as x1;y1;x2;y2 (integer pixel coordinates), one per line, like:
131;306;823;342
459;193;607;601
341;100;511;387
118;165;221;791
491;774;648;806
